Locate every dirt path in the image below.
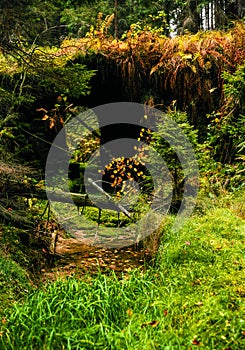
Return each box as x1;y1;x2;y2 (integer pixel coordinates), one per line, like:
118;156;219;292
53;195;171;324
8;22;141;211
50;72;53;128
40;235;149;282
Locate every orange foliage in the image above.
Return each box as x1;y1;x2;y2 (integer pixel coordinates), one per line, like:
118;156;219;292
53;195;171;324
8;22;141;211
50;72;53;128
58;22;245;123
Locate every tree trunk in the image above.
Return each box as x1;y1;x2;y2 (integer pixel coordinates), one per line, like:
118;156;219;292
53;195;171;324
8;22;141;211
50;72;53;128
225;0;239;20
114;0;118;38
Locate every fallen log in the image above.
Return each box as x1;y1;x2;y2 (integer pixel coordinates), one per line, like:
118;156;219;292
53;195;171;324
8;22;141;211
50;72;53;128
18;190;95;207
18;186;132;216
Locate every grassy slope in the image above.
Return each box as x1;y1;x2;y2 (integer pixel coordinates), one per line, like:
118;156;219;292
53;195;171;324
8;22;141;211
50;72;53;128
0;256;31;317
0;203;244;349
0;226;33;318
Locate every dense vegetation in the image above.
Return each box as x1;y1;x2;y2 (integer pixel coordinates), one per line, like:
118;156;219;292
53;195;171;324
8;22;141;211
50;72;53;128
0;1;244;349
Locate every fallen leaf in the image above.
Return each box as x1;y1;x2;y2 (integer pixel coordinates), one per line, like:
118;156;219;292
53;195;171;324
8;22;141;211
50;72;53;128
192;339;201;345
127;308;133;317
195;301;203;306
141;320;159;328
1;318;6;324
163;309;168;316
192;279;201;286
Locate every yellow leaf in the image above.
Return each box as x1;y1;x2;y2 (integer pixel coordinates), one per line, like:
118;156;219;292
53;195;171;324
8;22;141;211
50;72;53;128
191;65;197;74
49;119;55;129
36;107;48;113
150;65;158;75
119;42;128;50
141;320;159;328
127;308;133;317
182;53;192;60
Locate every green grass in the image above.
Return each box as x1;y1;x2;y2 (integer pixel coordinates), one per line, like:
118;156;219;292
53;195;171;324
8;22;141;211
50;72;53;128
0;206;244;349
0;255;31;316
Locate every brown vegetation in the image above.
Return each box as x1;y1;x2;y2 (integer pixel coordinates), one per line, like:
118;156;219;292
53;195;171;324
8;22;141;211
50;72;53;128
59;22;245;127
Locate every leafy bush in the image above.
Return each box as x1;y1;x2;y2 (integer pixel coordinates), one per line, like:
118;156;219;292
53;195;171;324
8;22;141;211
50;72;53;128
150;108;199;211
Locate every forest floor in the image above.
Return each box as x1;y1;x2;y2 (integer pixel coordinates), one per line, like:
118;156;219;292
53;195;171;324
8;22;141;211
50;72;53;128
40;234;148;283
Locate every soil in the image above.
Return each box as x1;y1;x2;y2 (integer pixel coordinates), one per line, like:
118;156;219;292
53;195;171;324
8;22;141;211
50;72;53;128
40;234;150;283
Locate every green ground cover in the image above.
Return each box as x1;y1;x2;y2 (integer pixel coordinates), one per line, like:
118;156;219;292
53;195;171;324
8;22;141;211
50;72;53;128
0;199;244;349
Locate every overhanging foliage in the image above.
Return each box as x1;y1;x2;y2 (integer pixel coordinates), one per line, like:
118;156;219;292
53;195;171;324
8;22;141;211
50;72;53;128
59;22;245;128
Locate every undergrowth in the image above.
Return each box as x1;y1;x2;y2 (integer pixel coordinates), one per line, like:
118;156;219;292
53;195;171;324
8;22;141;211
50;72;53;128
0;255;32;317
